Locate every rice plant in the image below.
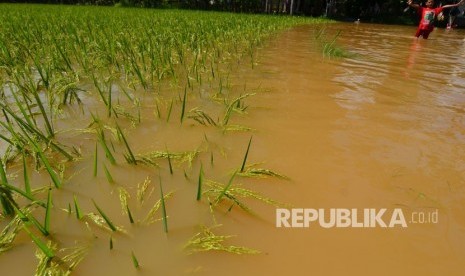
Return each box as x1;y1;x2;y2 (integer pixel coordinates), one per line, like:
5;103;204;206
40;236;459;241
184;225;259;255
0;5;324;273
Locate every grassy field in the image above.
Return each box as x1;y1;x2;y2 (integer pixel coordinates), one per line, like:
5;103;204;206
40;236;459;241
0;4;330;274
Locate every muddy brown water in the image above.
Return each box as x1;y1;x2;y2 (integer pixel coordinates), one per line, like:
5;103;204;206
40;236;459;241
3;22;465;275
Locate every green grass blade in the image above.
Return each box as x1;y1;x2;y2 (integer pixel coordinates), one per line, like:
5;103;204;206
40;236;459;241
215;170;238;204
103;163;114;184
92;199;117;232
44;188;52;234
180;88;187;123
37;150;61;189
159;178;168;233
240;136;252;172
24;226;54;258
197;163;203;201
93;142;98;177
74;195;83;220
22;153;31;195
131;251;140;269
116;122;136;164
97;129;116;165
166;99;173;123
126;205;134;224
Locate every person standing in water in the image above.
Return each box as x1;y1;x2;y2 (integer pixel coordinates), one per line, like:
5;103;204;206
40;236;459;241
407;0;465;39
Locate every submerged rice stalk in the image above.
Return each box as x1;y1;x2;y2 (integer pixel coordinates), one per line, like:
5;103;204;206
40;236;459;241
103;163;114;184
137;177;152;206
92;199;117;232
180;87;187;124
240;136;252;172
238;164;289;179
142;190;174;225
93;142;98;177
136;150;199;167
73;195;83;220
0;214;23;253
44;188;52;235
205;179;284;214
115;122;137;165
22;153;31;195
197;163;204;201
131;251;140;269
184;225;259;255
24;226;54;258
159;179;168;233
34;241;88;276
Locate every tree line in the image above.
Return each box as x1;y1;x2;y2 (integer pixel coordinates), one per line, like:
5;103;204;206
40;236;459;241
1;0;416;21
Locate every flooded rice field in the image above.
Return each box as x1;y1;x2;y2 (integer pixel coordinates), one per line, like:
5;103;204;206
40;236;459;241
2;13;465;275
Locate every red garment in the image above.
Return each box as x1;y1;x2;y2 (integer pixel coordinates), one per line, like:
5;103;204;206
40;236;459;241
418;6;443;31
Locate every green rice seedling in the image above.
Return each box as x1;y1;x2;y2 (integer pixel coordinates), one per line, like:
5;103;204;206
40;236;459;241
314;28;354;59
10;88;36;129
180;87;188;124
32;91;54;138
184;225;259;255
23;226;54;258
0;160;15;216
166;99;173;123
17;124;59;184
107;82;113;118
0;176;36;206
115;122;136;165
240;136;252;173
131;251;140;269
22;153;31;195
197;163;204;201
91;73;109;107
103;163;114;184
215;171;238;204
155;101;161;119
97;129;116;165
73;195;83;220
35;147;62;189
0;102;73;160
92;199;117;232
165;146;173;175
1;158;38;212
93;142;98;177
126;204;134;224
184;169;189;180
44;188;52;235
110;236;113;250
159;179;168;233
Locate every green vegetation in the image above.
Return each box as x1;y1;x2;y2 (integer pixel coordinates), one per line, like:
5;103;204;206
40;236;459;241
0;4;328;274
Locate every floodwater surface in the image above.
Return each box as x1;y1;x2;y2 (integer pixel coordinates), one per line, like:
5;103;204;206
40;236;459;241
3;23;465;275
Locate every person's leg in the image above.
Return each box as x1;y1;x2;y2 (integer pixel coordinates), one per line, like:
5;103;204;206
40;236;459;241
422;30;431;39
